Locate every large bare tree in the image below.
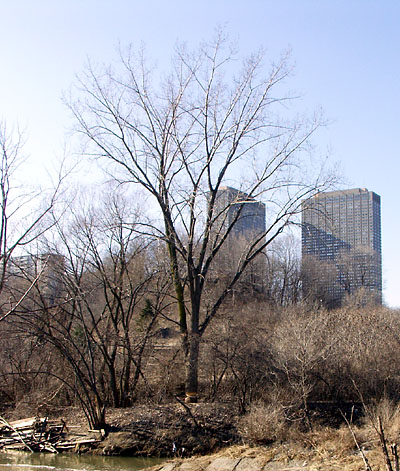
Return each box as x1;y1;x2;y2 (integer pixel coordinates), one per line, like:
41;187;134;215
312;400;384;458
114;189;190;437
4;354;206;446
70;33;336;401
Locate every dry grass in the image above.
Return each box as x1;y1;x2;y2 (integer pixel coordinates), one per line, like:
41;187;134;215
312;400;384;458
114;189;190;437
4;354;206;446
235;401;400;470
304;425;357;459
238;403;297;444
362;397;400;444
148;439;396;470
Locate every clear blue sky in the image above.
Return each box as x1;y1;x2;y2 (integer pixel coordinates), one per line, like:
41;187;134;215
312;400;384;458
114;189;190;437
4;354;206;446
1;1;399;306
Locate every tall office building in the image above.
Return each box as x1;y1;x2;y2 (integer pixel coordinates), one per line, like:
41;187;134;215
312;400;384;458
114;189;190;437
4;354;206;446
210;187;266;293
213;186;266;240
302;188;382;306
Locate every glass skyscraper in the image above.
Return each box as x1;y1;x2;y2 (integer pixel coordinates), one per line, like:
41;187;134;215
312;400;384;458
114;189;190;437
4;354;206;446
301;188;382;306
214;187;266;240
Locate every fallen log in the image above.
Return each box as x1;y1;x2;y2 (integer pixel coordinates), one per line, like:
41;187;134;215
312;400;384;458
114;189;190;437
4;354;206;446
55;438;100;447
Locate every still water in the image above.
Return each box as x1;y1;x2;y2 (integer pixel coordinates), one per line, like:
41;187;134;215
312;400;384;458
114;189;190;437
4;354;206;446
0;451;165;470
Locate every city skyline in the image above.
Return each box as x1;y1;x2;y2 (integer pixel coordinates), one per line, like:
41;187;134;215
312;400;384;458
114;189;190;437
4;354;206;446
1;2;400;306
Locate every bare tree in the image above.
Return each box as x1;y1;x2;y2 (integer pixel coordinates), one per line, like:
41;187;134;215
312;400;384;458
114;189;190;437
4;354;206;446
301;254;339;307
70;32;336;400
6;190;165;428
203;302;273;411
264;235;302;305
337;246;381;304
0;122;62;318
302;245;381;308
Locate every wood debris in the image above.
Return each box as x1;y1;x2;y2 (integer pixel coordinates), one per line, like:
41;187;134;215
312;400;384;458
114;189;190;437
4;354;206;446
0;416;101;453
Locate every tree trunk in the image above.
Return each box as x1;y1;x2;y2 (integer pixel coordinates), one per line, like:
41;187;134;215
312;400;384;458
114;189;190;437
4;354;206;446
93;396;107;430
184;332;200;403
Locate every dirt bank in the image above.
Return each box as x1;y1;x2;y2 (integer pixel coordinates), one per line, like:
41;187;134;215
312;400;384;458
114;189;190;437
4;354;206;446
26;403;241;457
96;403;240;457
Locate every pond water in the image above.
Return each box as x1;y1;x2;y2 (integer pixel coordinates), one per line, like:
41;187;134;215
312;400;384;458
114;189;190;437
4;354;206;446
0;451;165;470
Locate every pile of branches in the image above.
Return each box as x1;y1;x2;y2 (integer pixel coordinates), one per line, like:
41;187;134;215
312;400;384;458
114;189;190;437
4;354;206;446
0;416;100;453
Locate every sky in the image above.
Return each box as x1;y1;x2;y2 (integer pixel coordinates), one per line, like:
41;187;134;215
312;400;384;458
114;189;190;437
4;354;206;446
1;0;399;306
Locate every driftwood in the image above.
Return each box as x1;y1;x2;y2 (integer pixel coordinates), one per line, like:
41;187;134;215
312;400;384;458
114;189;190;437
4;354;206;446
0;416;100;453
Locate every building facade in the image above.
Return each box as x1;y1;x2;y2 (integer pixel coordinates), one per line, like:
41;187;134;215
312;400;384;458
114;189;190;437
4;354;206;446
214;186;266;240
210;187;267;294
302;188;382;305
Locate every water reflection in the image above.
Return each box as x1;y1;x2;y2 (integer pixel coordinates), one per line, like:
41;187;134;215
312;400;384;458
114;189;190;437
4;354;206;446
0;451;164;470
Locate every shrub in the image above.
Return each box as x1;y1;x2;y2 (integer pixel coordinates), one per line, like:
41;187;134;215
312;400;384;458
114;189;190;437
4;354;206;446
238;403;295;444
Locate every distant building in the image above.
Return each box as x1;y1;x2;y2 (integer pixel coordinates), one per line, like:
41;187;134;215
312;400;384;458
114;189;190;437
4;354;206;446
302;188;382;306
210;187;266;295
213;186;266;240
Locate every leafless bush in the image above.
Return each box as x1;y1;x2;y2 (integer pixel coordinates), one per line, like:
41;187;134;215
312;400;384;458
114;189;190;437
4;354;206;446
200;299;400;417
201;302;276;410
238;402;295;444
325;306;400;402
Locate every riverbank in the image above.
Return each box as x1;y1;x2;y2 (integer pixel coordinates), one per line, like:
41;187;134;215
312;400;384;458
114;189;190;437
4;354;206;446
147;439;391;470
3;401;398;469
3;403;241;457
92;403;241;457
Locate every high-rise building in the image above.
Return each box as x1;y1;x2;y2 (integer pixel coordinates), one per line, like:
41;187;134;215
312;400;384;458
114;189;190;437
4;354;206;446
301;188;382;306
210;187;266;294
213;186;266;240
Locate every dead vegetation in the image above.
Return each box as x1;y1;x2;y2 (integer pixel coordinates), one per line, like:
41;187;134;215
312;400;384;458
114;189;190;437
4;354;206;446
2;294;400;466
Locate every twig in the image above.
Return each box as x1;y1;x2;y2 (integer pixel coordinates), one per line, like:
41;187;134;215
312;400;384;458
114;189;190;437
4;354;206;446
0;262;47;322
175;396;200;428
378;416;394;471
391;443;399;471
340;408;373;471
